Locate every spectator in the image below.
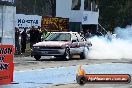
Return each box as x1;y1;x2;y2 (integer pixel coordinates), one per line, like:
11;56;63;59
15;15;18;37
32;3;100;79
21;28;27;53
85;29;92;38
37;26;43;42
80;30;84;37
96;30;102;36
27;26;37;49
59;28;63;32
15;27;21;54
106;31;113;41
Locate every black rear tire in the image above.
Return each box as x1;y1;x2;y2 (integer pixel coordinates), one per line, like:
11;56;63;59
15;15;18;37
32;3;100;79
80;52;86;59
34;55;41;61
80;47;87;59
63;48;70;61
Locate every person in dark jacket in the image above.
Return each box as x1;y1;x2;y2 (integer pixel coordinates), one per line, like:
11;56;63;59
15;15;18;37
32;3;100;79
21;28;27;53
15;27;21;54
85;29;92;38
27;26;37;49
36;26;43;42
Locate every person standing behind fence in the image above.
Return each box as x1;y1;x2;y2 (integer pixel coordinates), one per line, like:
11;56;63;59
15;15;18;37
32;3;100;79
106;30;113;41
85;29;92;38
27;26;37;49
37;26;43;42
21;28;27;53
15;27;21;54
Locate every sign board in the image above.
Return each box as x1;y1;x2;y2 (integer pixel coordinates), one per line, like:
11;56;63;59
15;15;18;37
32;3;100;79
82;11;99;25
0;45;15;85
15;14;42;30
0;0;14;3
41;16;69;32
0;0;15;5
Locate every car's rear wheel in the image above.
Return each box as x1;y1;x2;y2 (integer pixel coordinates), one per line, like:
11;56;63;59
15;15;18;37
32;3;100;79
80;47;87;59
63;48;70;61
80;52;85;59
34;55;41;61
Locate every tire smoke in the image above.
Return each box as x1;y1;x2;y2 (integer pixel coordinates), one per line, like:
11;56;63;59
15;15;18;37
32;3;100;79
87;26;132;59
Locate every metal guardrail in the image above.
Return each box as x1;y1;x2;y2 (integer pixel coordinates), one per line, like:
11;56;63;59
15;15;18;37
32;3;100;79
98;23;108;33
98;23;108;36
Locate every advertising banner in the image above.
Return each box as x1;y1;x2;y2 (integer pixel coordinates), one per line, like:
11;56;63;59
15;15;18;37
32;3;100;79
82;11;99;25
76;66;131;85
0;45;15;85
41;16;69;32
15;14;42;30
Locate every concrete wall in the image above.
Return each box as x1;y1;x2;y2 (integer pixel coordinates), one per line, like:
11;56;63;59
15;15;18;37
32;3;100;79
0;6;16;45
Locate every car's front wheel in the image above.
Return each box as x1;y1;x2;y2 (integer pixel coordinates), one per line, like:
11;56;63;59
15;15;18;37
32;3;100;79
34;55;41;61
63;48;70;61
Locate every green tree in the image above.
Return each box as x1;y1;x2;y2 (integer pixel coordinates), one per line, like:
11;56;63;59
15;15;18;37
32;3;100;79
99;0;132;31
16;0;56;16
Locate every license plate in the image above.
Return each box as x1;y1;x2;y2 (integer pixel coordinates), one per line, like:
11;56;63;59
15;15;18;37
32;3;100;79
42;51;48;54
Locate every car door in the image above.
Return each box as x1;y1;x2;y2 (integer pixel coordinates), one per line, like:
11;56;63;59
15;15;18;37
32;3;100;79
76;33;86;52
70;33;80;54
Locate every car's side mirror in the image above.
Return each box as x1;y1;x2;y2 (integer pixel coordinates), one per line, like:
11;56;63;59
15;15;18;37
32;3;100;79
81;38;85;41
72;40;77;43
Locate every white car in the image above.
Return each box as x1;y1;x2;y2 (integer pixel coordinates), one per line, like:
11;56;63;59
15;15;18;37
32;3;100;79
31;32;92;61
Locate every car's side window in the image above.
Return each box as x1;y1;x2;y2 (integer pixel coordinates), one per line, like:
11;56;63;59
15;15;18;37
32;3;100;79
79;33;87;42
76;34;84;42
72;33;78;42
81;36;86;42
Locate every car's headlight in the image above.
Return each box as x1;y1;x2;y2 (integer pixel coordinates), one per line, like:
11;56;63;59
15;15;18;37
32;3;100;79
33;46;40;49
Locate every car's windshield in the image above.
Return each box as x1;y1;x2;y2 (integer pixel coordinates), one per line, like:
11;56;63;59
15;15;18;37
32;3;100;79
45;33;71;41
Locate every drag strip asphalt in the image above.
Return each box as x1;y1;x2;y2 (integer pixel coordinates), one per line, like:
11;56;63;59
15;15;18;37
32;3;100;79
1;63;132;88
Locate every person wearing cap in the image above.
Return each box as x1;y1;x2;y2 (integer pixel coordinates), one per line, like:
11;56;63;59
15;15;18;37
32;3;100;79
21;28;27;53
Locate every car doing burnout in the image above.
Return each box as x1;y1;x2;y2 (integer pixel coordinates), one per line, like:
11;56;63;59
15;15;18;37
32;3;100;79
31;32;92;60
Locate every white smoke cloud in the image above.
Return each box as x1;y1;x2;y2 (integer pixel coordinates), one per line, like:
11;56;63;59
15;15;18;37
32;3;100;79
87;26;132;59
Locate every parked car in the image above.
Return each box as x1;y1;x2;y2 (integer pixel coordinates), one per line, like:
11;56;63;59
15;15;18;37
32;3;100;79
31;32;92;61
